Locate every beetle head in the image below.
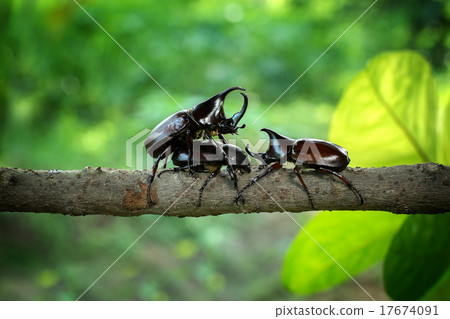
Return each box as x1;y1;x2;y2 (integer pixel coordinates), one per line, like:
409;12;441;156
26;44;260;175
192;87;248;135
247;129;295;165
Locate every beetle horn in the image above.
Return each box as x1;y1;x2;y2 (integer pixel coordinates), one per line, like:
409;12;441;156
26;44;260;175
192;87;246;126
230;92;248;128
260;128;292;141
219;86;245;98
260;128;295;162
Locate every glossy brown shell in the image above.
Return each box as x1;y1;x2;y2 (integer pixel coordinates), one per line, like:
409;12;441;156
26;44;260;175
145;87;248;159
144;110;195;158
291;138;350;171
172;140;250;168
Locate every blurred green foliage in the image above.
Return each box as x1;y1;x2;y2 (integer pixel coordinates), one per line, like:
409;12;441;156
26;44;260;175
330;52;441;166
0;0;449;300
283;51;449;300
283;210;406;295
384;213;450;301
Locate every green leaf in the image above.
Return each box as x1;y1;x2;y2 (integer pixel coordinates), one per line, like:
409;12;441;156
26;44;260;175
384;214;450;300
282;211;405;294
437;98;450;165
283;52;442;296
329;51;438;167
422;267;450;301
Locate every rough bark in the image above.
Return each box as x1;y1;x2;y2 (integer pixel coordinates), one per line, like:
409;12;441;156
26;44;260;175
0;163;449;217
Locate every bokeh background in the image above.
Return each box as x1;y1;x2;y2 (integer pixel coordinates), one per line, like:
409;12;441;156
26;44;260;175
0;0;449;300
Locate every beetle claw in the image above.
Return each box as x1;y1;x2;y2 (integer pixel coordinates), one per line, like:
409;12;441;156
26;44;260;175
147;190;156;206
147;174;156;206
235;194;245;206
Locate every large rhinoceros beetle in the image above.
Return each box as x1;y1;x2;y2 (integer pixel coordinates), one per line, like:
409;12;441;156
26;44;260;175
157;140;251;207
236;128;363;209
145;86;248;204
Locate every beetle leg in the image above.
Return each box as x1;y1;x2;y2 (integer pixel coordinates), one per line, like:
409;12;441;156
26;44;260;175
226;165;242;205
162;147;171;169
218;133;228;144
316;168;364;205
211;136;242;204
197;168;220;207
157;166;190;178
205;136;242;205
235;162;282;204
186;130;195;175
293;167;316;210
147;152;165;205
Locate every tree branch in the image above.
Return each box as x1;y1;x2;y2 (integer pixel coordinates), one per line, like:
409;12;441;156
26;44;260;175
1;163;449;217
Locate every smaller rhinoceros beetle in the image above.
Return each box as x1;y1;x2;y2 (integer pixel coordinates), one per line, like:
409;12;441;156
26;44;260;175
236;128;363;209
145;87;248;204
158;140;251;207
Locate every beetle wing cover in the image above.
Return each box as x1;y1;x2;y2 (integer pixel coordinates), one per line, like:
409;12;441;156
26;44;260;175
292;139;350;170
145;111;191;157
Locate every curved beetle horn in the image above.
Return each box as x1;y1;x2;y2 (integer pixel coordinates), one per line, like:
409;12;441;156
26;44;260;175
218;86;245;99
260;128;292;141
260;128;295;163
230;92;248;128
192;86;246;126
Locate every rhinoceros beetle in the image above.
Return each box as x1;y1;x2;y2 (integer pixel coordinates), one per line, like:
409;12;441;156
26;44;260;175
236;128;363;209
145;87;248;204
157;140;251;207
